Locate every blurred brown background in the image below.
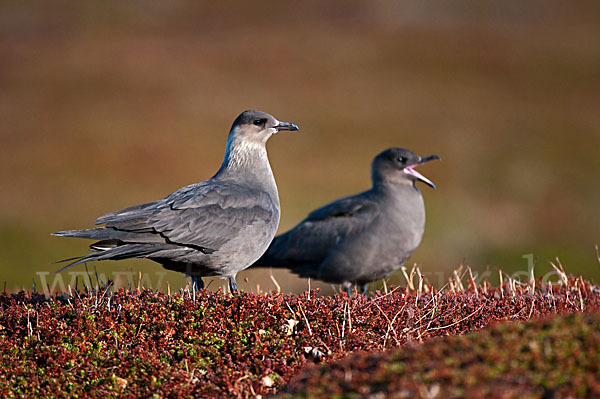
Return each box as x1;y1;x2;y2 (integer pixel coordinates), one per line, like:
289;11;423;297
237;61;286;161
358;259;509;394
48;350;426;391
1;1;599;293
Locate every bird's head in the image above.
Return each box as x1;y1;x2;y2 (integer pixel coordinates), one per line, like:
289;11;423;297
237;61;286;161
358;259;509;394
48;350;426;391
230;110;299;144
372;148;440;189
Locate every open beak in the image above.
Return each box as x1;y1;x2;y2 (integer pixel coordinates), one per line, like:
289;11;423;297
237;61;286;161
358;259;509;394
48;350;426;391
404;154;440;189
274;121;299;132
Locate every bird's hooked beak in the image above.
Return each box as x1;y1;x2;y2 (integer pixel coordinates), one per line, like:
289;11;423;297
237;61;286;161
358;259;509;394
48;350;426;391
274;121;299;132
404;154;440;189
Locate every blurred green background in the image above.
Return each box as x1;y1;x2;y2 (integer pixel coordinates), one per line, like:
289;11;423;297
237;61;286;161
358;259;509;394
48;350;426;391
1;1;599;294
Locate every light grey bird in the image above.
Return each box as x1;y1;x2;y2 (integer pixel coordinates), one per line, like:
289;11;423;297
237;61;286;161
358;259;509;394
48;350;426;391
53;110;299;293
251;148;439;296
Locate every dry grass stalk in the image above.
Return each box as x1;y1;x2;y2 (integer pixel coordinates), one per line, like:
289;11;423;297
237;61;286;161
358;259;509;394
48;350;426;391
467;266;478;297
347;299;352;333
427;304;485;332
453;269;464;291
341;302;347;341
373;301;401;347
298;304;313;336
550;258;569;287
575;278;584;312
270;270;281;293
528;263;536;293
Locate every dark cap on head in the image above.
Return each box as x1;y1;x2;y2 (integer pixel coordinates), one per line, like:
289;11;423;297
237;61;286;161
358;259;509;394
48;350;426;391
231;110;299;134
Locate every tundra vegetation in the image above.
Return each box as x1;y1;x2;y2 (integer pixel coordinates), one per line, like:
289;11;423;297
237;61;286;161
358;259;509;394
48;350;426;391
1;264;599;398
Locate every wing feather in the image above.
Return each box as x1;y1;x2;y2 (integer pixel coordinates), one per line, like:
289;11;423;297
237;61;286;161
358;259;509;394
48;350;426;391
260;192;379;267
93;180;277;252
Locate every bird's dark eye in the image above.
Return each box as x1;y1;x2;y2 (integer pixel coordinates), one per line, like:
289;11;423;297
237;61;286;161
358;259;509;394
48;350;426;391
253;118;266;126
397;157;407;163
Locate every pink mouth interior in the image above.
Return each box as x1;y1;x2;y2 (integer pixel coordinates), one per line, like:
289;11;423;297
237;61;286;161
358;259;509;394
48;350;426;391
404;165;434;186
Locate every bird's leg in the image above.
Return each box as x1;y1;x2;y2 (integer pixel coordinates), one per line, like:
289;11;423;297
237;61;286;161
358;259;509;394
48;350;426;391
345;285;352;297
191;275;204;292
228;277;239;294
360;283;369;298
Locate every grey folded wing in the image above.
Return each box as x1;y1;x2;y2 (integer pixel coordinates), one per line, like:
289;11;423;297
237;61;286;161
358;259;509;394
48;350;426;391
95;180;277;250
55;180;277;269
257;193;379;269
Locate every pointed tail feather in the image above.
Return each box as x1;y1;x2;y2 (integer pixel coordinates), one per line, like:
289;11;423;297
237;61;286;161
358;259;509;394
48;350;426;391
53;227;162;244
52;229;102;239
53;243;172;273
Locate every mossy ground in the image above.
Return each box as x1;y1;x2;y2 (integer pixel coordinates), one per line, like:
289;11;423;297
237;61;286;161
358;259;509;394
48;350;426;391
0;273;598;398
280;310;600;399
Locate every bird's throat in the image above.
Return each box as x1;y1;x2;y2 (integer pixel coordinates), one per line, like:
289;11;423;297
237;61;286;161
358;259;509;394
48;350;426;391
216;137;274;189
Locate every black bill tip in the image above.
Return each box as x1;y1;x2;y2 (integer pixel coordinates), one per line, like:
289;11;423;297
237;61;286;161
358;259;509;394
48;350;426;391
275;122;299;132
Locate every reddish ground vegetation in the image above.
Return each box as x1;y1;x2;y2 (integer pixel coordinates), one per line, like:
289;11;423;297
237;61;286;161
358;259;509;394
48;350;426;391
280;310;600;399
0;273;599;398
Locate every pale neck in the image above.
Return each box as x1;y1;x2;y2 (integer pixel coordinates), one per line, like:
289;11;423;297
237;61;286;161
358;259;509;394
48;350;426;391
214;133;276;191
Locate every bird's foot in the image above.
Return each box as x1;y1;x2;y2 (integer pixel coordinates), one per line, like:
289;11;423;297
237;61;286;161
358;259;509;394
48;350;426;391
360;283;369;299
345;285;353;297
228;277;239;295
191;275;205;293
